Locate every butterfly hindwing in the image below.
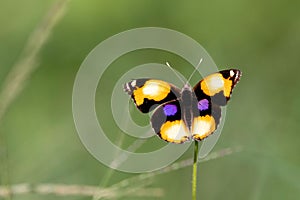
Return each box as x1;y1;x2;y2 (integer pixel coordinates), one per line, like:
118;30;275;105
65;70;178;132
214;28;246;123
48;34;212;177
150;100;190;144
124;79;181;113
191;102;221;141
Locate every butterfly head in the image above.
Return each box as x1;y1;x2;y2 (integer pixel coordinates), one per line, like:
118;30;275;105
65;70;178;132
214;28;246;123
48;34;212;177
182;82;193;90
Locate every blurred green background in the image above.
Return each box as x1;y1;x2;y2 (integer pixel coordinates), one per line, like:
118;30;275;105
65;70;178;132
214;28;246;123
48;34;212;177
1;0;300;199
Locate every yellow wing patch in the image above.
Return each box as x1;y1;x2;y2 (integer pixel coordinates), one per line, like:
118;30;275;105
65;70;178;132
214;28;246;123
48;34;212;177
192;115;216;140
133;80;171;106
160;120;190;143
200;73;232;97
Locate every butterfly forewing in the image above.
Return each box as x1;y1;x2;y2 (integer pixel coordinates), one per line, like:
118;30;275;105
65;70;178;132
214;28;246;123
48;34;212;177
193;69;241;106
124;79;181;113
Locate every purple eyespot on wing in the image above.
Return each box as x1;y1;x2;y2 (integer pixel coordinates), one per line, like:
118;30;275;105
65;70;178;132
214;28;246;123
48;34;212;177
163;104;177;116
198;99;209;111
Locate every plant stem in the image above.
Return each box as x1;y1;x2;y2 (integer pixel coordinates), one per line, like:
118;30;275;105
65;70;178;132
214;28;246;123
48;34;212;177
192;141;199;200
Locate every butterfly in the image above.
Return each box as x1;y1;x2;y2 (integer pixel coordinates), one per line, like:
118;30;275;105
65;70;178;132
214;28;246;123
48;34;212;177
124;69;241;144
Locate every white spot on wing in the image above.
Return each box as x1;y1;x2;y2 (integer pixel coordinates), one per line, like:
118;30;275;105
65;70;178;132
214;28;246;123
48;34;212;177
142;82;160;96
124;82;131;93
165;123;189;140
192;118;213;137
230;70;235;77
206;75;224;91
131;80;136;87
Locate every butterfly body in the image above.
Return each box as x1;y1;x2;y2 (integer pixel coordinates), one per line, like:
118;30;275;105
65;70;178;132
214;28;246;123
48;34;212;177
124;69;241;144
176;85;197;131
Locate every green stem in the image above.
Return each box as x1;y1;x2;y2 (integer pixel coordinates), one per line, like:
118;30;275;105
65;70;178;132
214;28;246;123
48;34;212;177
192;141;199;200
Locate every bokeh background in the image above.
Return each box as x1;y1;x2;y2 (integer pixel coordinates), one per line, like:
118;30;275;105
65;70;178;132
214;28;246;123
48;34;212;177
1;0;300;199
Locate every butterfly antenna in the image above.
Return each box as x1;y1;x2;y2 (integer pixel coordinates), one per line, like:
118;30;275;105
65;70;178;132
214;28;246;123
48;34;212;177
185;58;203;85
165;62;186;84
